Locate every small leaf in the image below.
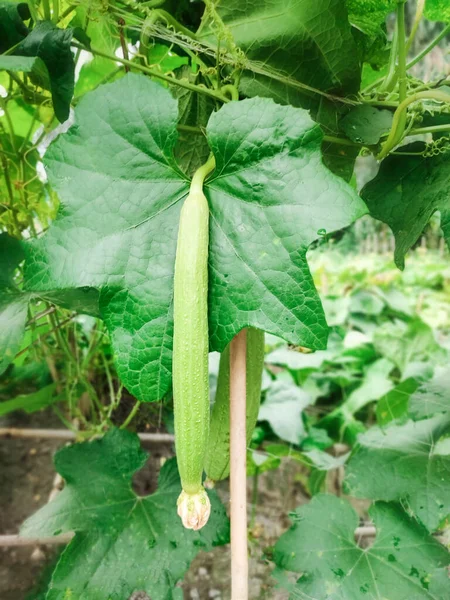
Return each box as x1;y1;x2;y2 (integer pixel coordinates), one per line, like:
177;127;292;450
349;289;385;315
340;105;393;145
16;21;78;122
0;232;24;288
361;142;450;269
346;0;397;37
274;494;450;599
0;1;29;53
20;429;229;600
0;293;30;375
345;413;450;531
0;55;48;85
409;367;450;420
265;347;329;371
0;233;29;376
172;67;214;176
376;377;420;425
0;383;64;416
373;318;446;374
258;380;311;445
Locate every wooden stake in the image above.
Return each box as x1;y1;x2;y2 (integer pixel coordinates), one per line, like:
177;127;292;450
229;329;248;600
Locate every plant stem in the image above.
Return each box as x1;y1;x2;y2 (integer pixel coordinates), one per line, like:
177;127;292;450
407;24;450;71
0;154;20;236
396;3;407;104
191;153;216;193
406;0;425;53
42;0;51;21
120;400;141;429
410;124;450;136
221;84;239;101
322;135;362;147
52;0;59;23
58;3;76;21
363;24;450;95
250;468;259;530
27;0;39;24
379;20;399;94
71;42;230;103
378;90;450;159
230;328;248;600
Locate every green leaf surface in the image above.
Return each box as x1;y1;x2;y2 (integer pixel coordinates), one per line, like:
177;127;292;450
0;293;29;375
345;413;450;531
314;99;360;182
409;368;450;420
361;143;450;269
73;8;119;97
343;357;394;414
0;383;64;416
20;429;229;600
0;232;24;288
274;494;450;600
258;380;311;445
203;0;361;107
377;377;420;425
24;74;365;402
373;318;446;374
16;20;77;122
350;289;385;315
0;1;29;53
346;0;397;37
172;68;214;176
340;105;393;145
265;347;329;371
319;358;394;442
0;233;28;376
0;54;48;83
425;0;450;22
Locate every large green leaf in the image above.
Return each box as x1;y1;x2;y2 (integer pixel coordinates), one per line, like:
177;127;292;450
15;20;79;122
361;143;450;269
345;413;450;531
409;368;450;420
23;74;365;402
20;429;229;600
202;0;361;107
0;1;29;53
274;494;450;600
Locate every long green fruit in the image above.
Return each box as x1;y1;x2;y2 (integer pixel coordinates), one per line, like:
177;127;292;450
173;157;214;531
205;327;265;483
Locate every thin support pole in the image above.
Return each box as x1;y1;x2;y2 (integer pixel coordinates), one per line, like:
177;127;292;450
229;329;248;600
0;428;174;443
